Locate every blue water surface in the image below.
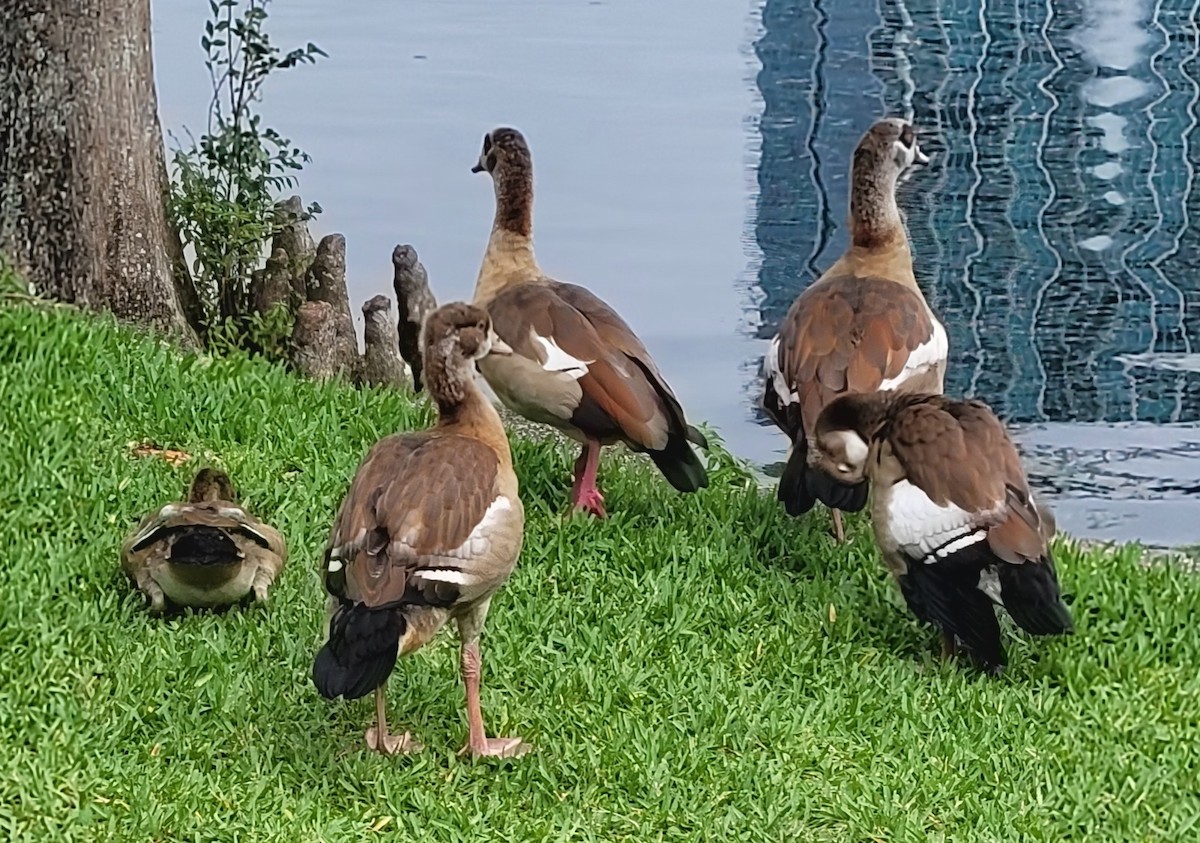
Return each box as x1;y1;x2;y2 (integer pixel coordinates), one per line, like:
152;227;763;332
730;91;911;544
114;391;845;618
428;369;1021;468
152;0;1200;546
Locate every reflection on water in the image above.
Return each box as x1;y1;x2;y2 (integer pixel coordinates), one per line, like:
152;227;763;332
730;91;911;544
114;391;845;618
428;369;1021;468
751;0;1200;545
151;0;1200;546
1019;421;1200;546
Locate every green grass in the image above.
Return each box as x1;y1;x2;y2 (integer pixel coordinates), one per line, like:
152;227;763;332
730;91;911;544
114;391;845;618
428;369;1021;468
1;303;1198;842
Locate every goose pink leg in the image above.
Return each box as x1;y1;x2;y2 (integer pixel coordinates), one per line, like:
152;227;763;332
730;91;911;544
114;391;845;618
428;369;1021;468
458;641;529;759
569;439;606;518
364;687;422;756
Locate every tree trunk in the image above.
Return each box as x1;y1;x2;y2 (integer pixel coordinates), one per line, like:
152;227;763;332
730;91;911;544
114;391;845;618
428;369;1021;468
0;0;200;344
391;244;437;392
306;234;360;377
360;295;409;391
292;301;338;381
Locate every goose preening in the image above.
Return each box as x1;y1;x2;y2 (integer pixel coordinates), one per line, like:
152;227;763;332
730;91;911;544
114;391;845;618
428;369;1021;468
809;391;1074;673
761;117;946;542
312;302;530;758
469;125;708;518
120;468;287;614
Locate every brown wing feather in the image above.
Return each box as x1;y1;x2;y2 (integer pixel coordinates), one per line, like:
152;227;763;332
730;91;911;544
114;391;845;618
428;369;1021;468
325;432;500;608
950;400;1050;562
487;282;687;450
123;501;280;554
888;396;1050;563
887;398;1006;512
779;275;935;439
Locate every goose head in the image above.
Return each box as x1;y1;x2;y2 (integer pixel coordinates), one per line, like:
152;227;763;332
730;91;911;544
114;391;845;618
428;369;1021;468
423;302;513;369
471;126;532;178
189;468;236;504
857;117;930;177
807;393;894;484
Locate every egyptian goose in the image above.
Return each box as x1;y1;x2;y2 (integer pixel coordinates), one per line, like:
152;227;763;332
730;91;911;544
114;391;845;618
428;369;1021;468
120;468;287;614
761;117;946;541
809;391;1074;673
312;302;529;758
469;126;708;518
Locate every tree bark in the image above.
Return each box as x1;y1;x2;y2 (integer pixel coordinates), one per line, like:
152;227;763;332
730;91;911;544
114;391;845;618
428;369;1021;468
252;248;297;317
273;196;316;300
306;234;360;377
360;295;408;390
291;301;338;381
0;0;199;344
391;244;437;392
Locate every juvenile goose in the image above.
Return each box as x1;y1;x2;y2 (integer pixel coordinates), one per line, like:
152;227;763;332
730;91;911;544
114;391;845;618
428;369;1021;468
312;302;529;758
120;468;287;614
469;126;708;518
809;391;1074;673
761;117;946;541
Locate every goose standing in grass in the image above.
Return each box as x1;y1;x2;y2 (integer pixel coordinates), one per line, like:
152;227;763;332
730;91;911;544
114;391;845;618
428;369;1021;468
120;468;287;614
312;302;529;758
808;391;1074;673
761;117;946;542
468;126;708;518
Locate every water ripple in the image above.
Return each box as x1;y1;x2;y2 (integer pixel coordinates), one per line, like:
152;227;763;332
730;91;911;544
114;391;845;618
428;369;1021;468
751;0;1200;544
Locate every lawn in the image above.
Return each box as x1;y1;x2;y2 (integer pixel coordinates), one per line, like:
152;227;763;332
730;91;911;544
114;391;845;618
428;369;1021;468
1;302;1198;842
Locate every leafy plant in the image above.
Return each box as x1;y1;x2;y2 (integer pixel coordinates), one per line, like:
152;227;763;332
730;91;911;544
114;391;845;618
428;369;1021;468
206;302;295;359
167;0;324;349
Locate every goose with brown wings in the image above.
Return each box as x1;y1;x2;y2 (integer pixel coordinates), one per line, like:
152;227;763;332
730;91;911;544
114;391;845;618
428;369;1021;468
120;468;287;614
761;117;947;542
809;391;1074;673
312;302;529;758
468;126;708;518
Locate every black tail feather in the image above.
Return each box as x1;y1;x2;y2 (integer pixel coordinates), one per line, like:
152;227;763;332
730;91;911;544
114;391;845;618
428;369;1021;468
998;560;1074;636
777;439;815;516
900;564;1007;674
805;469;869;513
685;424;708;450
169;527;239;566
312;602;406;700
649;432;709;493
776;435;868;517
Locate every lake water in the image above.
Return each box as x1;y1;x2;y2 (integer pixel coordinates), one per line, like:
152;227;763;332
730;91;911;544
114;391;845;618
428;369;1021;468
152;0;1200;548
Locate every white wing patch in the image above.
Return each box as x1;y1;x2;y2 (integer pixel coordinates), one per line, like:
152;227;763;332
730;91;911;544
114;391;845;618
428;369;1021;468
413;569;475;586
452;495;512;558
933;530;988;561
879;317;948;391
763;333;798;404
404;495;514;592
405;494;513;574
887;479;988;563
533;334;591;380
329;495;516;598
